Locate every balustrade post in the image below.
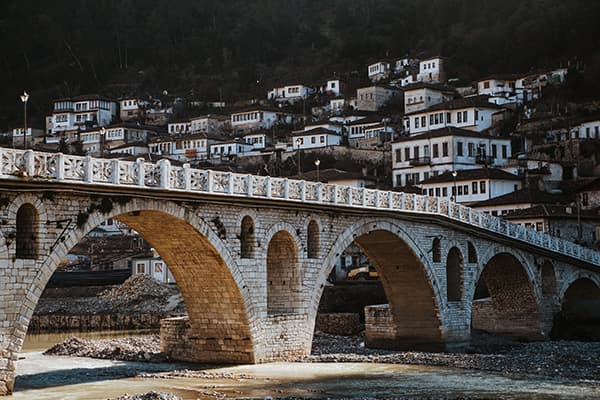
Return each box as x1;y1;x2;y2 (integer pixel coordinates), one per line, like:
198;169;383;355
347;187;353;206
136;158;145;187
375;190;380;208
183;164;191;190
316;183;323;203
159;159;171;189
361;188;366;207
246;174;253;196
400;192;405;209
111;159;120;185
228;173;234;194
283;178;289;199
300;181;306;202
265;176;271;198
85;155;94;183
388;191;393;209
24;150;35;177
413;194;418;210
333;185;338;205
56;153;65;180
0;148;4;176
207;170;213;193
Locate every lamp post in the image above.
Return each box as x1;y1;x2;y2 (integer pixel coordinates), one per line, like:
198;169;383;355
451;170;458;202
315;159;321;182
20;91;29;150
100;127;106;156
296;138;302;176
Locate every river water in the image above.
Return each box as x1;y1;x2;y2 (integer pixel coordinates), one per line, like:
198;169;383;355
13;332;600;399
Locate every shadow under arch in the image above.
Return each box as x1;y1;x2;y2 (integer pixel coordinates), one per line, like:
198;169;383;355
313;220;445;351
471;252;543;339
552;277;600;340
15;201;258;369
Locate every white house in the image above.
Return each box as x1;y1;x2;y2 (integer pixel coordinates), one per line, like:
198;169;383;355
403;97;506;135
291;128;342;150
346;116;384;140
471;187;571;217
368;61;391;82
403;82;456;114
330;97;348;113
417;57;446;83
231;108;295;134
303;121;344;135
11;128;44;148
168;120;191;135
242;131;269;150
132;255;175;284
267;84;314;103
190;114;229;134
570;117;600;140
109;142;149;157
419;168;522;205
209;140;254;159
391;127;512;187
477;76;517;97
50;95;118;134
394;58;419;73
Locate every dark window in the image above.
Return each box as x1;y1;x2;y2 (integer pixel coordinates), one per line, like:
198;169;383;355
442;142;449;157
433;144;439;158
395;149;402;163
480;181;486;194
457;142;463;157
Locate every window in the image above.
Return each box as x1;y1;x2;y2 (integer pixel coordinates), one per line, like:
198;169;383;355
457;142;463;157
464;185;469;195
442;187;448;196
433;144;439;158
484;81;490;89
463;110;468;122
421;116;426;127
136;263;146;274
457;112;462;123
502;145;508;158
395;149;402;163
413;146;420;159
415;117;419;129
424;172;430;181
446;112;451;123
430;114;434;125
435;188;441;196
424;145;430;157
491;144;497;158
442;142;449;157
404;147;410;161
429;188;434;196
311;136;316;144
480;181;486;193
468;142;475;157
458;186;463;195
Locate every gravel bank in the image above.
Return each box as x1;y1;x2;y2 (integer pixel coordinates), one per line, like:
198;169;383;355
109;392;181;400
45;331;600;383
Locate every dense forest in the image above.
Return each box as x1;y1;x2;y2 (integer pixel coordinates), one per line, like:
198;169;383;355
0;0;599;128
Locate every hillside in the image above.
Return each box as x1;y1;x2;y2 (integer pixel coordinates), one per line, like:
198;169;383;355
0;0;599;129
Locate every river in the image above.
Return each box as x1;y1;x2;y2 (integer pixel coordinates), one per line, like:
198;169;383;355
13;331;600;399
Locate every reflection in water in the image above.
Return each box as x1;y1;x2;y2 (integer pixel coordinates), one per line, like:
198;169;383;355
15;332;600;400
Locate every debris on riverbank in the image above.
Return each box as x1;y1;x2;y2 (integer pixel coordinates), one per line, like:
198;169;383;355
110;392;181;400
45;331;600;383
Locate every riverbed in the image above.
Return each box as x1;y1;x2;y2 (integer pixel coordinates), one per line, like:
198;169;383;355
14;331;600;400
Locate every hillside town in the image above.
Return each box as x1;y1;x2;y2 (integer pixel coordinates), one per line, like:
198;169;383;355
7;55;600;271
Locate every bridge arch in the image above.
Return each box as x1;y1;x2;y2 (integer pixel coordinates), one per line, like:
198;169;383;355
266;230;300;315
553;275;600;340
313;219;446;350
239;215;257;258
8;193;48;261
14;198;259;368
470;247;543;339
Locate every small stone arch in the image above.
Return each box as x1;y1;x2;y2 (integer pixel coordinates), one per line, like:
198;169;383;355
553;277;600;340
307;219;320;259
540;261;557;298
266;230;300;315
467;241;478;264
432;237;441;263
446;247;463;302
16;204;39;259
240;215;256;258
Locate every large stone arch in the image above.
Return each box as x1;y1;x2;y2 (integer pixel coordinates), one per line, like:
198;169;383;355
553;274;600;340
470;247;544;339
13;198;259;370
312;219;448;350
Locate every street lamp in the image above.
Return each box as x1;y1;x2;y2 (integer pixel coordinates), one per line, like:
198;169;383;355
451;170;458;202
100;127;106;156
314;159;321;182
296;138;302;176
20;91;29;150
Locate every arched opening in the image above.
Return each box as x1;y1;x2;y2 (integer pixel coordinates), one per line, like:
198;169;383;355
318;228;443;351
16;203;39;259
307;220;319;259
552;278;600;340
467;241;477;264
446;247;463;302
267;230;299;315
432;237;441;263
240;216;255;258
471;253;542;339
541;261;557;298
24;209;255;369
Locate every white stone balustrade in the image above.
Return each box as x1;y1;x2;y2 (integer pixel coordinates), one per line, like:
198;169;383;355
1;148;599;266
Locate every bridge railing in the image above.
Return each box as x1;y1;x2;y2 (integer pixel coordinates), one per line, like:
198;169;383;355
1;148;598;266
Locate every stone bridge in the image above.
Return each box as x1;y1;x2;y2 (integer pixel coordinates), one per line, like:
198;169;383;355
0;148;600;394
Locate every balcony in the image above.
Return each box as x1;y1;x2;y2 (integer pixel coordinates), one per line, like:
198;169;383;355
476;155;494;165
409;156;431;166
